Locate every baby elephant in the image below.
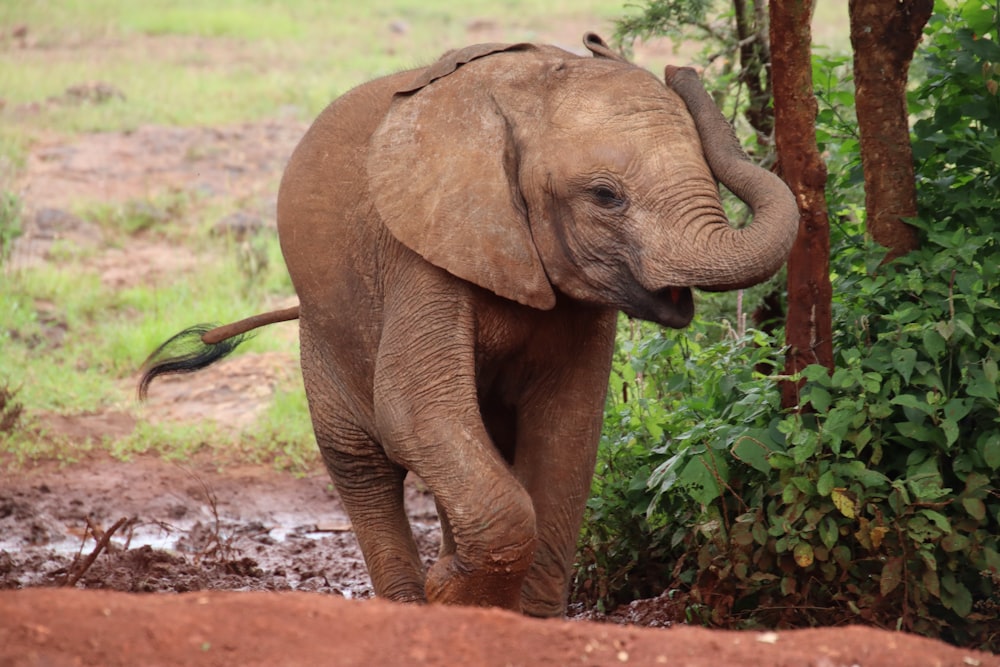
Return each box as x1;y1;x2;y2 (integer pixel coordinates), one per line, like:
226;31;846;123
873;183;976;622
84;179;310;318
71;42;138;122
139;33;797;617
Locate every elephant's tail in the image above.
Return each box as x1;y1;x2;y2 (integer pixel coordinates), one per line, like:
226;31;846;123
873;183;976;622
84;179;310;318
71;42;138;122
137;305;300;400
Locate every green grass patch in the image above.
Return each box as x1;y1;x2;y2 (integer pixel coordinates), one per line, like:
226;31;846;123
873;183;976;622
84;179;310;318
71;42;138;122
242;383;318;474
1;0;630;133
0;229;294;406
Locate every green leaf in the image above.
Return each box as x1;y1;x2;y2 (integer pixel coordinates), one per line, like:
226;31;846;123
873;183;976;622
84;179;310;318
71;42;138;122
940;418;959;448
922;328;947;359
860;372;882;393
896;421;938;444
923;567;940;599
791;475;816;496
791;436;818;464
880;557;903;596
942;398;972;423
966;368;999;401
832;461;890;488
891;393;935;417
981;435;1000;470
941;578;973;618
817;470;837;497
680;450;728;506
793;542;814;568
961;496;986;521
782;483;800;504
769;452;795;470
802;364;832;383
984;358;998;384
731;435;776;474
934;320;955;341
891;348;917;384
805;385;831;412
918;509;952;534
819;515;838;550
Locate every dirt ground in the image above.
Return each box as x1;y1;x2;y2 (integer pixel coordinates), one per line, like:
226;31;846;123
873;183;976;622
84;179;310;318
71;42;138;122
2;16;997;667
2;455;998;667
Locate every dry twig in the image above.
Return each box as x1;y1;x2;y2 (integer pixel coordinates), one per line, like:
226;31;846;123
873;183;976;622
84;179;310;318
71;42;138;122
61;516;128;587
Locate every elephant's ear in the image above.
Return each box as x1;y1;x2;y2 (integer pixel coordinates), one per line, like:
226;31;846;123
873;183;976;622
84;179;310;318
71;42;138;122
583;32;627;62
367;44;557;311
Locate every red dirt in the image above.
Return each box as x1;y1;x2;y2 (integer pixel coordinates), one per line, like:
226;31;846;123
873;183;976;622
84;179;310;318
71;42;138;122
4;588;996;667
2;454;996;667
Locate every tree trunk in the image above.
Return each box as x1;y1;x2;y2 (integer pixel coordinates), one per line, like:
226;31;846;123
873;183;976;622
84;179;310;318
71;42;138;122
769;0;834;409
849;0;932;262
733;0;773;143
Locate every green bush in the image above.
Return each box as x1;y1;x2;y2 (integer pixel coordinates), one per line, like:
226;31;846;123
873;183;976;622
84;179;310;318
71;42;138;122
575;0;999;649
574;316;783;614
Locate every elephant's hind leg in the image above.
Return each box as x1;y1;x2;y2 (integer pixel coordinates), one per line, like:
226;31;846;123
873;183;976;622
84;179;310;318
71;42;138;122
300;356;425;602
319;439;426;603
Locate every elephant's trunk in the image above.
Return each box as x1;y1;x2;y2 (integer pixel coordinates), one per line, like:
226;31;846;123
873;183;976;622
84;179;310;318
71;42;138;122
664;66;799;291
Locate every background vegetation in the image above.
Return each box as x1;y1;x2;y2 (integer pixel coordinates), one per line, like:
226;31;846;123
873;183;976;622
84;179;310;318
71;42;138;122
573;0;999;651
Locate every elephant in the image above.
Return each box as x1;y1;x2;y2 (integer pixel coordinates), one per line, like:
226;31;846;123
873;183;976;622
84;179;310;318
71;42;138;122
138;32;798;617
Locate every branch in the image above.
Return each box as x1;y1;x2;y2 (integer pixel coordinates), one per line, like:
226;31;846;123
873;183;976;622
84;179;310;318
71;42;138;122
62;516;128;587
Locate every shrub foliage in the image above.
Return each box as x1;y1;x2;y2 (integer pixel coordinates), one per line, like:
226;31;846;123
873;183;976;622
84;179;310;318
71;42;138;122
575;0;1000;650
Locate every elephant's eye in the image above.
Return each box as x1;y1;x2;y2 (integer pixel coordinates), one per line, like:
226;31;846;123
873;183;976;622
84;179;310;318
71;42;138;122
590;184;626;209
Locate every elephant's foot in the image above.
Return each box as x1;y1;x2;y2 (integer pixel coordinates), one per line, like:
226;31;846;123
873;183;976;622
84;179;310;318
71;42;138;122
424;542;535;611
519;553;573;617
379;582;427;605
519;595;566;618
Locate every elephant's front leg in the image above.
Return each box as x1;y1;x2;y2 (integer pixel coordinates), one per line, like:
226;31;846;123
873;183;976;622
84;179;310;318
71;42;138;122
513;310;618;617
373;278;536;611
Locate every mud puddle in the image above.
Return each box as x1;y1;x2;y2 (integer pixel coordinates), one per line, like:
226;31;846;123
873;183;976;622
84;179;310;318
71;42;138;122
0;454;440;597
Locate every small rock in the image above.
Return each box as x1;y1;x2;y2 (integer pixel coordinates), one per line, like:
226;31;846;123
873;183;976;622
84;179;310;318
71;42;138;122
466;18;497;32
58;81;126;105
34;208;84;238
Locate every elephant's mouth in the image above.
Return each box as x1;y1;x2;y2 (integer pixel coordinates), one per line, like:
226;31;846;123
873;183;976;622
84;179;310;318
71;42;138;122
623;285;694;329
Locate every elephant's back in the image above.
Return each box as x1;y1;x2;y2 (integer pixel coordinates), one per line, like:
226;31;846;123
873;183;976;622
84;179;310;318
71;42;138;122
276;70;414;302
277;69;412;240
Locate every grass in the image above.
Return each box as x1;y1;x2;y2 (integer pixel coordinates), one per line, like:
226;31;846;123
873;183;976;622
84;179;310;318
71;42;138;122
0;184;302;464
0;0;629;133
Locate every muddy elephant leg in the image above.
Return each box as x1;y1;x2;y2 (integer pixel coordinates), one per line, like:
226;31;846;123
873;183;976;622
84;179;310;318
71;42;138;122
514;313;617;617
300;335;425;603
434;498;456;561
374;285;536;611
319;439;426;602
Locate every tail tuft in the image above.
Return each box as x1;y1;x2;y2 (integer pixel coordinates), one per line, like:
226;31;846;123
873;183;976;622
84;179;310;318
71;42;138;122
137;325;252;401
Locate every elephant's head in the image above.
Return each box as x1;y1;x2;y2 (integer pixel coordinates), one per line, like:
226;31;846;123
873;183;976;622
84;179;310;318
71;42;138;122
368;34;798;328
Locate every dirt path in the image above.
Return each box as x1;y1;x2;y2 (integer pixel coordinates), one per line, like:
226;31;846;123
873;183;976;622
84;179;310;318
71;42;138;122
5;587;996;667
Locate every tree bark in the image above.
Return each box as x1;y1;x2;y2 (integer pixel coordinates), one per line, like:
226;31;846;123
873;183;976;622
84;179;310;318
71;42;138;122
849;0;932;262
769;0;834;409
733;0;773;142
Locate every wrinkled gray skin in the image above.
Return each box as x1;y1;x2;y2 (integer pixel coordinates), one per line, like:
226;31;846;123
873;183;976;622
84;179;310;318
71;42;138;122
146;33;798;617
